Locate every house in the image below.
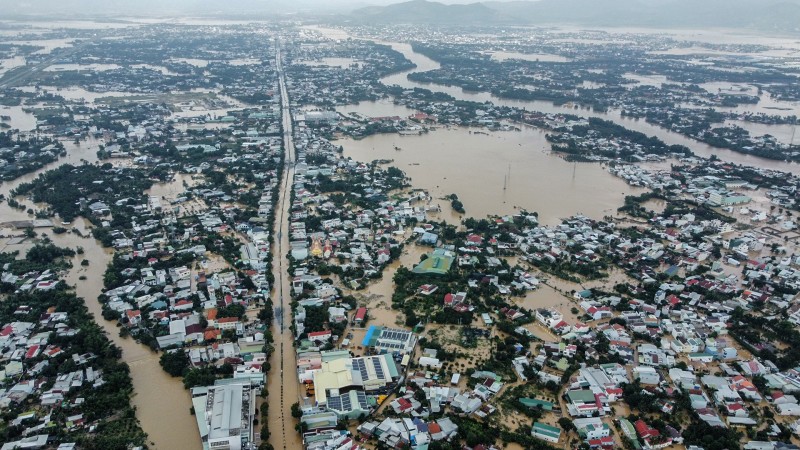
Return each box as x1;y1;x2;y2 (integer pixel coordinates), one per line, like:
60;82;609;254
778;403;800;416
361;326;416;354
126;310;142;327
634;366;660;385
308;330;333;344
574;417;610;441
418;284;439;296
635;419;671;449
531;422;562;443
566;389;605;417
353;307;367;327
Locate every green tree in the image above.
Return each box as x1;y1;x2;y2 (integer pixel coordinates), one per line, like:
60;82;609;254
160;349;189;377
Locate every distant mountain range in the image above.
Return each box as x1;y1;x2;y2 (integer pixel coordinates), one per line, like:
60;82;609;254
3;0;374;19
347;0;800;33
6;0;800;34
352;1;497;25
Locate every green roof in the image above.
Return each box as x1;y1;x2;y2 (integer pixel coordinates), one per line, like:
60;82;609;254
619;418;637;440
577;422;609;437
519;398;554;411
383;353;399;378
567;390;596;403
412;249;454;275
532;422;562;439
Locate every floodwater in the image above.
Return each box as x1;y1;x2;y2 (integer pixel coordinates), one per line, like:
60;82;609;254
624;73;668;88
0;104;37;131
0;56;26;76
300;57;358;68
486;51;571;63
355;32;800;175
724;119;797;145
0;137;200;450
44;63;121;72
340;125;645;226
30;85;140;103
131;64;179;75
717;92;800;117
267;54;304;450
171;58;209;67
335;100;417;119
228;58;261;66
6;38;75;55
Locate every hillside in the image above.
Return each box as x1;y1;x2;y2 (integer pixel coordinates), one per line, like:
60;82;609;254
349;0;800;33
352;0;498;25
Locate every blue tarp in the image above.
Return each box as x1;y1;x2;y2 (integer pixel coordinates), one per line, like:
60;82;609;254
362;325;378;346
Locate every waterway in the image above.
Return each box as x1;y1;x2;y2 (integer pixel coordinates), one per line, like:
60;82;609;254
0;136;200;450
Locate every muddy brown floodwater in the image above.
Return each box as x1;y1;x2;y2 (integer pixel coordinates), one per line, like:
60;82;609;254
0;138;200;450
312;25;800;176
340;126;645;227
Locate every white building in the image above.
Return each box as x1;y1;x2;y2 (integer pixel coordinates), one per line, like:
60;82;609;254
192;381;256;450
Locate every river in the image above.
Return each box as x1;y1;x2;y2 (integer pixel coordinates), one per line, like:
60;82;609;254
377;39;800;175
0;137;200;450
310;26;800;175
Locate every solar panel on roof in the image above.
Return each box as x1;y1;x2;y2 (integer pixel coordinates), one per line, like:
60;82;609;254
354;359;368;379
357;391;368;408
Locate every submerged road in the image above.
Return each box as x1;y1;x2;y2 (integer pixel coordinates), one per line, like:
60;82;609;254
266;38;302;450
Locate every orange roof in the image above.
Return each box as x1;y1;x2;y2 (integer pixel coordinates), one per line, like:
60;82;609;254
206;309;218;320
217;317;239;323
205;330;221;341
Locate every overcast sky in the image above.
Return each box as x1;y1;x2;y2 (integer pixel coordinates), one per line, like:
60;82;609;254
5;0;542;17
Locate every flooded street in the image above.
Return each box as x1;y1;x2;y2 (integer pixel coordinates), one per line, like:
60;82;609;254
342;241;429;331
267;44;304;450
339;126;644;226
